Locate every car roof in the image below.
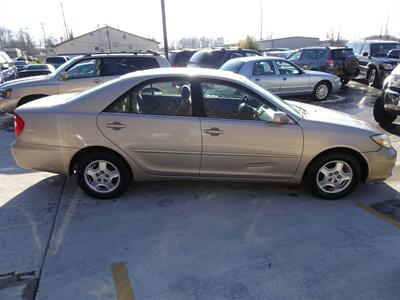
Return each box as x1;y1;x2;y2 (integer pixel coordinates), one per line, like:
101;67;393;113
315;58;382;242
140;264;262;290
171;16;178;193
223;56;286;63
119;67;248;82
350;40;400;44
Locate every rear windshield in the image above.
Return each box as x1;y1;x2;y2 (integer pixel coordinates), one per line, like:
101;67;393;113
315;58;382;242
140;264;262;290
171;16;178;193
46;57;67;64
15;61;28;65
220;60;245;73
171;51;196;64
190;51;224;65
370;43;400;57
332;49;354;59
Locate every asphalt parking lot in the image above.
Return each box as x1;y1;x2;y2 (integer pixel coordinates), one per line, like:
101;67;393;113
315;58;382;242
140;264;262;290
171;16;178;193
1;81;400;300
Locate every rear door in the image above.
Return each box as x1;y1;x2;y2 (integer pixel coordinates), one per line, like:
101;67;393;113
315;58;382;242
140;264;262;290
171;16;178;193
197;79;303;179
248;60;281;93
97;77;202;176
58;58;103;93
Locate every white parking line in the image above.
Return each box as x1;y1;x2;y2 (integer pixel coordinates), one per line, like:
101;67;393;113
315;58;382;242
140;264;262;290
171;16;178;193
320;95;346;104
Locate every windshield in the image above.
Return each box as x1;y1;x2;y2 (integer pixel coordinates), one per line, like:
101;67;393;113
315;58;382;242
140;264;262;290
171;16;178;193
371;43;400;57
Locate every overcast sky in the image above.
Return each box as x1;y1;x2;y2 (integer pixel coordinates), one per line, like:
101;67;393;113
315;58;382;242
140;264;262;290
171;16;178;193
1;0;399;45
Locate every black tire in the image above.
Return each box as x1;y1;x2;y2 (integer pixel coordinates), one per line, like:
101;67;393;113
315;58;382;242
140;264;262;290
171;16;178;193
312;81;331;101
343;55;359;76
305;152;361;200
76;151;132;199
341;78;350;86
17;94;48;107
367;68;380;88
373;95;397;125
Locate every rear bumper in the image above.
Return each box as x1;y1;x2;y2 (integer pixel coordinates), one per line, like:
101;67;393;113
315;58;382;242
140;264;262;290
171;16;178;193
0;96;19;113
11;140;78;175
364;147;397;182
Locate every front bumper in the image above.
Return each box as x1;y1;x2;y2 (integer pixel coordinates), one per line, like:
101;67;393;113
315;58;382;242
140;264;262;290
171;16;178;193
364;146;397;182
383;88;400;113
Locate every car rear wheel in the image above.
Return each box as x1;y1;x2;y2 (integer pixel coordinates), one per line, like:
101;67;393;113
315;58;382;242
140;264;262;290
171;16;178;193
305;152;361;200
17;94;48;107
373;95;397;125
312;81;331;101
76;151;132;199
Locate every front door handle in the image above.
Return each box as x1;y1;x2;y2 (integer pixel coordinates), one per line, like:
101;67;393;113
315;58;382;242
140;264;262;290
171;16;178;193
203;127;224;136
254;78;260;82
93;78;102;83
283;77;287;81
105;121;126;130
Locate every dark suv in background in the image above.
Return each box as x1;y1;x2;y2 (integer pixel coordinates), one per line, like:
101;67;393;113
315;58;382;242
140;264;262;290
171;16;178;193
168;49;198;67
188;48;260;69
288;47;359;85
347;40;400;87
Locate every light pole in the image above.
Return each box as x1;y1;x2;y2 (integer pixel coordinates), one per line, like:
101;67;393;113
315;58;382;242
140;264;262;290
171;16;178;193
161;0;169;60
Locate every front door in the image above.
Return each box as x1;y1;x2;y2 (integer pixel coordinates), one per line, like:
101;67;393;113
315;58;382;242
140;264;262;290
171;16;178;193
58;58;103;93
198;80;303;179
97;78;202;176
275;60;310;94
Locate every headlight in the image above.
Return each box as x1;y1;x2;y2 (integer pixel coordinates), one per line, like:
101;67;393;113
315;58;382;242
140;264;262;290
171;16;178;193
380;63;394;70
388;75;400;88
371;134;392;148
0;88;12;98
334;78;341;83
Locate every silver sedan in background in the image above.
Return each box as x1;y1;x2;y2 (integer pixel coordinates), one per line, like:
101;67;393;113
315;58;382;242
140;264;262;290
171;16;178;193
221;56;341;100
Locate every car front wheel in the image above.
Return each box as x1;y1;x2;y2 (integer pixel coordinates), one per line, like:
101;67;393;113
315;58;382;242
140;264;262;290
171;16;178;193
312;81;331;101
373;95;397;125
76;151;132;199
305;152;361;200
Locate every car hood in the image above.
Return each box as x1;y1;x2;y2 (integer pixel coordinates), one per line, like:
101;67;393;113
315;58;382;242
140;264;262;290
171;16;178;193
288;101;380;133
0;75;52;89
304;70;336;78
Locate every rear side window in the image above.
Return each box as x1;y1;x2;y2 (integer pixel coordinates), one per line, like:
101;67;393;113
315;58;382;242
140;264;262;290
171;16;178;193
301;49;325;60
220;60;245;73
190;51;224;65
252;61;275;75
332;49;354;59
105;79;192;116
102;57;159;76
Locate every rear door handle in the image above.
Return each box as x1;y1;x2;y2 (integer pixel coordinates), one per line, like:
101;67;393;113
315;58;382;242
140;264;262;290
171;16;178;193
105;121;126;130
254;78;260;82
93;78;102;83
283;77;287;81
203;127;224;136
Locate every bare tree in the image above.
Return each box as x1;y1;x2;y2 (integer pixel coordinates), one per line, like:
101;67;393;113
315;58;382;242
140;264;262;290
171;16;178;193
326;29;347;46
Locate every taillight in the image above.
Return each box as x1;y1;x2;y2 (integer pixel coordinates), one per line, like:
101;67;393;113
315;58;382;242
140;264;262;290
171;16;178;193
14;113;25;137
326;59;334;67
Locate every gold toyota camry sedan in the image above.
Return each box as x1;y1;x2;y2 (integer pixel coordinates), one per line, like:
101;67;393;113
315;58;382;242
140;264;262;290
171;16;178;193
11;68;396;200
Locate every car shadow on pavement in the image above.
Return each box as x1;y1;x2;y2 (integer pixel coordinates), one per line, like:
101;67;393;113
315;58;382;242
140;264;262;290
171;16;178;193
0;175;65;300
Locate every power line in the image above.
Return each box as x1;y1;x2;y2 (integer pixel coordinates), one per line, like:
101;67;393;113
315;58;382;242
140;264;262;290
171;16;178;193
60;1;69;40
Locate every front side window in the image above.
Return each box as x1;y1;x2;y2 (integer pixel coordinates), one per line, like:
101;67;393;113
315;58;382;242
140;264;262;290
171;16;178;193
106;79;192;116
252;61;275;76
66;59;101;79
200;81;277;121
275;60;300;75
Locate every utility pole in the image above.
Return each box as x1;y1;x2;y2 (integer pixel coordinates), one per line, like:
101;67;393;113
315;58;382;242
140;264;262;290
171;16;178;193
41;23;47;51
161;0;169;60
260;3;263;41
384;13;390;37
106;26;112;53
60;1;69;40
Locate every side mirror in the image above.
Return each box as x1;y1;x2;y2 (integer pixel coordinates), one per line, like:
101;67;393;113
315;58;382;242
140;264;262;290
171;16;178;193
362;52;369;57
60;72;69;81
272;111;290;124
